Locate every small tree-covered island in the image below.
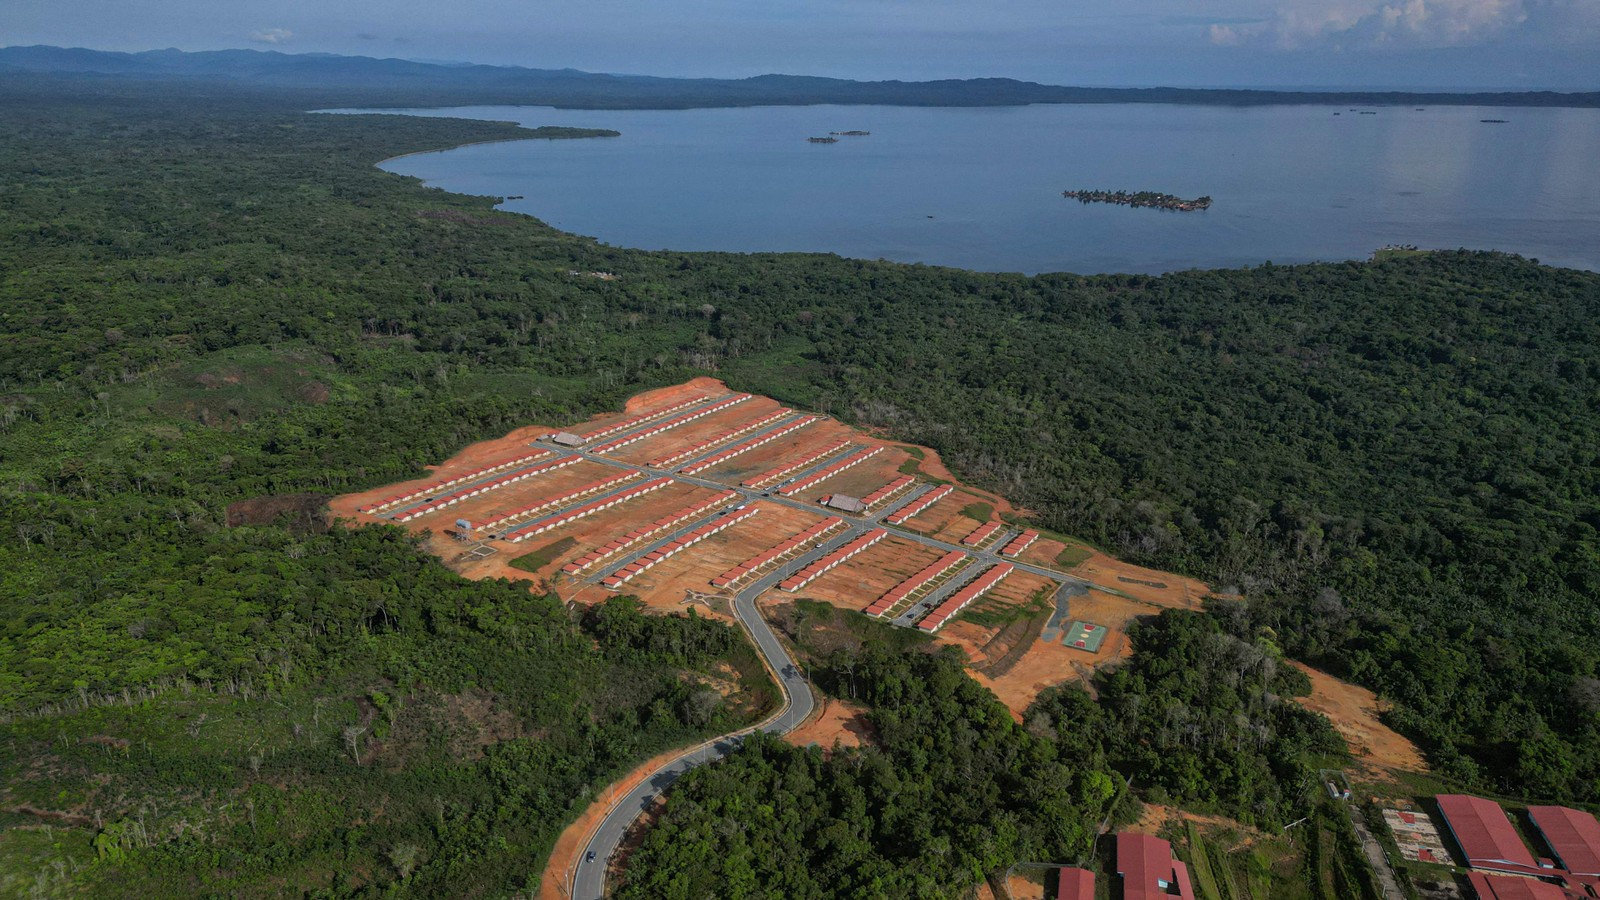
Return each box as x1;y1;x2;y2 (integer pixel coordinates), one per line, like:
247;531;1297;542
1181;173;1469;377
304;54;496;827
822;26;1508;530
1064;188;1214;211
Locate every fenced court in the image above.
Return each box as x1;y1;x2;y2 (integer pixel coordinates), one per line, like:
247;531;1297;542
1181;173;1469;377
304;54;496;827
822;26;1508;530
1062;620;1107;652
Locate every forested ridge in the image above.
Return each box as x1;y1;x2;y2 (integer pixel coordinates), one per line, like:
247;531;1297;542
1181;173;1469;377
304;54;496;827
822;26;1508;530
4;45;1598;109
1;75;1598;893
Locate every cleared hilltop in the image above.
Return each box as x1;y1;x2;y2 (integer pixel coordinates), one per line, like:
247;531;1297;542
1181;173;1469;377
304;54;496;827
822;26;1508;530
3;45;1597;109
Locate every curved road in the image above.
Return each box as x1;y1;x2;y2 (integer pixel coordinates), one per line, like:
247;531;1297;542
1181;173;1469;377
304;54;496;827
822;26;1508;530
570;573;816;899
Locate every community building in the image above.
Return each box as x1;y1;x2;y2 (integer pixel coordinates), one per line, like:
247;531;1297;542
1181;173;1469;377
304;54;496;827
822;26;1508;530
820;493;867;514
1116;832;1196;900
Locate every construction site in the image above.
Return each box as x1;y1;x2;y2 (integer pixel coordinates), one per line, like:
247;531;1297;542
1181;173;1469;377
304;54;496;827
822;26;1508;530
332;378;1211;717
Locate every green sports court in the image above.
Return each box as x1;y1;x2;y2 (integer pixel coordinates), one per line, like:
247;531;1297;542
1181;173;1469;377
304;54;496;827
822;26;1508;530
1062;621;1107;652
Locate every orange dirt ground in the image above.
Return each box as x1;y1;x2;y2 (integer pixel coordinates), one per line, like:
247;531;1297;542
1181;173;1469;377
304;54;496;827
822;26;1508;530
789;450;914;505
601;397;786;467
783;697;874;755
562;501;833;619
455;481;716;587
328;422;561;522
333;377;1218;894
958;579;1204;717
686;423;841;485
1068;551;1209;612
1017;535;1094;570
782;537;945;611
1133;803;1264;841
1006;871;1047;900
569;378;724;438
1289;660;1430;779
902;488;998;544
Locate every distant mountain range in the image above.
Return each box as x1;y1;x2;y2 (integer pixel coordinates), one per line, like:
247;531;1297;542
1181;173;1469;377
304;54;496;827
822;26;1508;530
2;45;1595;109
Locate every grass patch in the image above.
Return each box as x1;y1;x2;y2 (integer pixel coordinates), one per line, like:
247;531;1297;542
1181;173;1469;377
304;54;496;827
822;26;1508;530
895;445;950;483
1054;544;1094;568
959;502;994;523
957;585;1053;629
1185;822;1227;900
781;598;928;656
510;537;576;574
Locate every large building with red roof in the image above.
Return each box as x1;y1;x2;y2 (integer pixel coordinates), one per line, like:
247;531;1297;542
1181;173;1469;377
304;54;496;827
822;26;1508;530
1437;794;1544;876
1116;832;1196;900
1528;806;1600;878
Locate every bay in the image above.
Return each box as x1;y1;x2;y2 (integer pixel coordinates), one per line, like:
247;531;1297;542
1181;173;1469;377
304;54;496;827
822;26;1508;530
332;103;1600;275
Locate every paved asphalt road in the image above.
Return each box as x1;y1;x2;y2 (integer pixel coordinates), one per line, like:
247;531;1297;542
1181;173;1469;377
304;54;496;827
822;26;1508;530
545;424;1147;897
569;562;818;900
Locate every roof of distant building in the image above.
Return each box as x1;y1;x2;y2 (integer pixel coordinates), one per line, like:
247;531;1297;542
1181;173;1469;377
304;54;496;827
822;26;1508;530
1466;872;1568;900
1056;866;1095;900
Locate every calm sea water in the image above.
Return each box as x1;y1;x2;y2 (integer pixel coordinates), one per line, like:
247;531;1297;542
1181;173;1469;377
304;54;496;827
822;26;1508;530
334;104;1600;275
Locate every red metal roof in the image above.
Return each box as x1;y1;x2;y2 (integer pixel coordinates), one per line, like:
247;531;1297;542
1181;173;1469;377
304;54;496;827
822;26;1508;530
1172;860;1197;900
1117;832;1177;900
1056;867;1095;900
1467;872;1568;900
1438;795;1539;870
1528;806;1600;877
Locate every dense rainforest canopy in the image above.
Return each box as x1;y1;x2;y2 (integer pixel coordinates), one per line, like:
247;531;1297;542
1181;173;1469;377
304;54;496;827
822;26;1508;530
1;75;1598;894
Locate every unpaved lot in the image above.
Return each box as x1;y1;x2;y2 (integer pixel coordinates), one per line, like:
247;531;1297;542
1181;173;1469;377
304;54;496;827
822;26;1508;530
1290;661;1430;777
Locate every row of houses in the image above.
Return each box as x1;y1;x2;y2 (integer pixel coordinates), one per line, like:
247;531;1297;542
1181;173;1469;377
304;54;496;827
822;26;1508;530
778;446;884;496
645;408;792;470
858;474;916;511
393;456;580;524
915;563;1013;632
588;393;752;455
1000;529;1039;558
961;520;1003;547
740;439;851;488
679;415;820;476
779;529;888;592
503;477;671;543
575;393;713;443
478;470;641;532
601;507;761;588
359;449;553;514
562;491;741;575
710;517;847;589
863;550;967;617
884;484;953;525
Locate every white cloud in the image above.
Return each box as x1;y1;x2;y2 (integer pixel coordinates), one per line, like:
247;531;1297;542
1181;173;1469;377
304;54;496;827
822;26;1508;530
249;27;294;44
1207;23;1246;45
1209;0;1529;49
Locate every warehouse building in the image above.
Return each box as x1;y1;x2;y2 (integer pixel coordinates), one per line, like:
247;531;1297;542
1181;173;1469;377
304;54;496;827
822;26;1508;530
1528;806;1600;878
1437;794;1545;876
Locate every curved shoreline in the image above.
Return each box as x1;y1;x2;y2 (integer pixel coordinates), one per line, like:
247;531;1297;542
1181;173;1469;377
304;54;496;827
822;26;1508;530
338;105;1600;289
374;136;537;168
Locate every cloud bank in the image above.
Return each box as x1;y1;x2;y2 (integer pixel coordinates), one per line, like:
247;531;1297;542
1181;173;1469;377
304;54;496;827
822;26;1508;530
249;27;293;45
1208;0;1530;48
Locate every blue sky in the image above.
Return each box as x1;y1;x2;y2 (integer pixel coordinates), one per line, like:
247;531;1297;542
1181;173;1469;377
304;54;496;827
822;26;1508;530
6;0;1597;89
